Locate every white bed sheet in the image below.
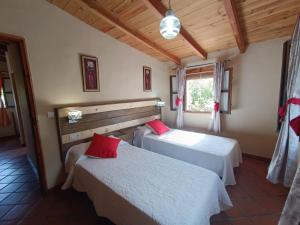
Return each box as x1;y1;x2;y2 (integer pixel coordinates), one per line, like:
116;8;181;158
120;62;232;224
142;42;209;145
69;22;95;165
63;141;232;225
136;128;242;186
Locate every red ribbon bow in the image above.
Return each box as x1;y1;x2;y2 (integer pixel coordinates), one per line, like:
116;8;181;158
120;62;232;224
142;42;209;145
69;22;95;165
290;115;300;136
214;102;220;112
279;98;300;122
279;97;300;136
175;97;182;106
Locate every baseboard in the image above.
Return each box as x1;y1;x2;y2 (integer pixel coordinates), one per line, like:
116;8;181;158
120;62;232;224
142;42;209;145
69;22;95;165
0;135;19;141
242;153;271;163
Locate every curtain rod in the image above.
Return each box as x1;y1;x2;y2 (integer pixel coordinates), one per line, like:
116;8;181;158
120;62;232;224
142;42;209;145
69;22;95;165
185;62;216;69
170;59;232;70
185;59;232;69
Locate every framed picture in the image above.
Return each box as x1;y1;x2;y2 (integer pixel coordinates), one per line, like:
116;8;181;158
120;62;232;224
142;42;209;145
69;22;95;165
80;55;100;92
143;66;152;92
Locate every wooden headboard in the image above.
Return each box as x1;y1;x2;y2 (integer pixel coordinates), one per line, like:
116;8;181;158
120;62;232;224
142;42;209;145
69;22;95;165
55;98;161;161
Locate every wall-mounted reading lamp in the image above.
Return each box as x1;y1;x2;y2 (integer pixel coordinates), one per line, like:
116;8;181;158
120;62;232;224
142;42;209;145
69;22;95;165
156;100;166;107
68;110;82;123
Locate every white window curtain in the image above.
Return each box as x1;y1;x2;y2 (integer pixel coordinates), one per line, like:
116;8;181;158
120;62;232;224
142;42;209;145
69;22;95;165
278;164;300;225
267;18;300;187
209;62;224;133
176;68;186;128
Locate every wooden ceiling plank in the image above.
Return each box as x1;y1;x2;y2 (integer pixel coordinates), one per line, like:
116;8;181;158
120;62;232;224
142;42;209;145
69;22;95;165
79;0;180;64
224;0;247;53
141;0;207;59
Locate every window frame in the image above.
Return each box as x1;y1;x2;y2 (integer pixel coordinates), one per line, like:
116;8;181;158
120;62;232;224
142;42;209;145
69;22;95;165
184;74;214;113
220;68;233;114
169;75;178;111
169;65;233;114
184;65;215;114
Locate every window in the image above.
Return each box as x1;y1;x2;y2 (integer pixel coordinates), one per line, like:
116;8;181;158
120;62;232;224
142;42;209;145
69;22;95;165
170;75;178;111
185;65;214;113
0;72;15;108
169;65;232;114
185;75;214;112
220;68;232;114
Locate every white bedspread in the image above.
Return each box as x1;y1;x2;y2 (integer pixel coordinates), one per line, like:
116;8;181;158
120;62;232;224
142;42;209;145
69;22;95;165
63;141;232;225
134;127;242;186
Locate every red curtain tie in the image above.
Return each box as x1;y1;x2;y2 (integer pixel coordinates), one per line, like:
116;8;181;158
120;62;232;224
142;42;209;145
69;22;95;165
214;102;220;112
290;115;300;136
175;97;182;106
279;97;300;121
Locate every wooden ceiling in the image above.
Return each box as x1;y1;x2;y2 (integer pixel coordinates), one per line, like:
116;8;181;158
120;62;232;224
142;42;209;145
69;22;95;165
48;0;300;64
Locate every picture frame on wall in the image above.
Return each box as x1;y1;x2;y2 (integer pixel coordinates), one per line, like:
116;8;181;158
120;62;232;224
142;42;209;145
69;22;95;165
143;66;152;92
80;54;100;92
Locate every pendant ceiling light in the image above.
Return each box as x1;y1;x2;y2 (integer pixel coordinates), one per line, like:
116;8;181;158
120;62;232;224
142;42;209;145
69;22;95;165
160;0;181;40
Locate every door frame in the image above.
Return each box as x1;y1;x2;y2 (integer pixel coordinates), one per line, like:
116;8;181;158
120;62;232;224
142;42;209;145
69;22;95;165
0;32;47;194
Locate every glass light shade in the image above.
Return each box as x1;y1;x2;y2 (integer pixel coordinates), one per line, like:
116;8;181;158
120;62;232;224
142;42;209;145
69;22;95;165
68;110;82;123
160;9;181;40
156;100;166;107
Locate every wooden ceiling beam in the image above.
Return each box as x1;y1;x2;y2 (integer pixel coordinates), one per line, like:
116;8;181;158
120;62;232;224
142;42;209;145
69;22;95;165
224;0;247;53
78;0;181;65
141;0;207;59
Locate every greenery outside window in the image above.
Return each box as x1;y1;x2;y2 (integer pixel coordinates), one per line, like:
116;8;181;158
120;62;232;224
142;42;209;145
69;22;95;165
185;75;214;112
169;65;232;114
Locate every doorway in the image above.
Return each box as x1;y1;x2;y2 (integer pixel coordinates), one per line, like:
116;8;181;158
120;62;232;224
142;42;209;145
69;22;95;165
0;33;47;195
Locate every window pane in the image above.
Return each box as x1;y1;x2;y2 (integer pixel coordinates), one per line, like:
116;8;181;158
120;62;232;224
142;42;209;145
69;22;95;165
0;89;6;107
186;77;214;112
220;92;229;112
171;76;178;92
222;70;229;90
5;93;14;107
171;94;178;110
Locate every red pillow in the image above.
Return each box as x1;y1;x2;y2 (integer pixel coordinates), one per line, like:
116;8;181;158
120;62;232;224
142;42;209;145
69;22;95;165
146;120;170;135
85;134;121;158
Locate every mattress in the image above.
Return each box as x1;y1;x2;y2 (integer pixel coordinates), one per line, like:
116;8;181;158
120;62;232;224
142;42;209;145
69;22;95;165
63;141;232;225
135;128;242;186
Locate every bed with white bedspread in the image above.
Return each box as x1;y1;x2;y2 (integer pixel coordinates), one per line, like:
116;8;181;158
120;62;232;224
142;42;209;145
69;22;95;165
134;127;243;186
62;140;232;225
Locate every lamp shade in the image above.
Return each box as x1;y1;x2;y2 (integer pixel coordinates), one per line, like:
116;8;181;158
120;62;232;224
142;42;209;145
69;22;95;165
160;9;181;40
156;101;166;107
68;110;82;123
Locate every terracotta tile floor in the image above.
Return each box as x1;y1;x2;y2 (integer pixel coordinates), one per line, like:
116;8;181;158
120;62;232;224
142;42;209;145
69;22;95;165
210;157;289;225
0;144;41;225
20;156;289;225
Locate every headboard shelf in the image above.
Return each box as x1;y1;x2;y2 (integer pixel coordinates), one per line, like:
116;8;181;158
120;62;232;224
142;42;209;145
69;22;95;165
55;98;161;161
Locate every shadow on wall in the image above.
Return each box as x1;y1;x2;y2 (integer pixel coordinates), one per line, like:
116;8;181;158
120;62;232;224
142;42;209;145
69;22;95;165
181;124;277;159
222;130;277;159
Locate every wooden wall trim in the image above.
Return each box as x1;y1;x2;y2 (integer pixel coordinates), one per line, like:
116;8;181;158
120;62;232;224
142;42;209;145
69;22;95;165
57;99;158;117
55;98;162;161
61;114;160;144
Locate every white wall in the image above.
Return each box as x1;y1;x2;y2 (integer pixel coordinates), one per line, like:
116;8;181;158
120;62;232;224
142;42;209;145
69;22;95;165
0;0;170;188
165;38;289;158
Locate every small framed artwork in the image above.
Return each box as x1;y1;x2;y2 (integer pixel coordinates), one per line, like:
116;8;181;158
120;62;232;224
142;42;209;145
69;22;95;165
80;55;100;92
143;66;152;92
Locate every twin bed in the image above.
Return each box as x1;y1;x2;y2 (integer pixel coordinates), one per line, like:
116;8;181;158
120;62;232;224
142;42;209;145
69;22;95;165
134;127;242;186
56;99;242;225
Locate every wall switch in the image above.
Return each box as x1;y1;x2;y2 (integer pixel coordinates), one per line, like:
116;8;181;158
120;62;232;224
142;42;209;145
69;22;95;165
47;111;55;118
